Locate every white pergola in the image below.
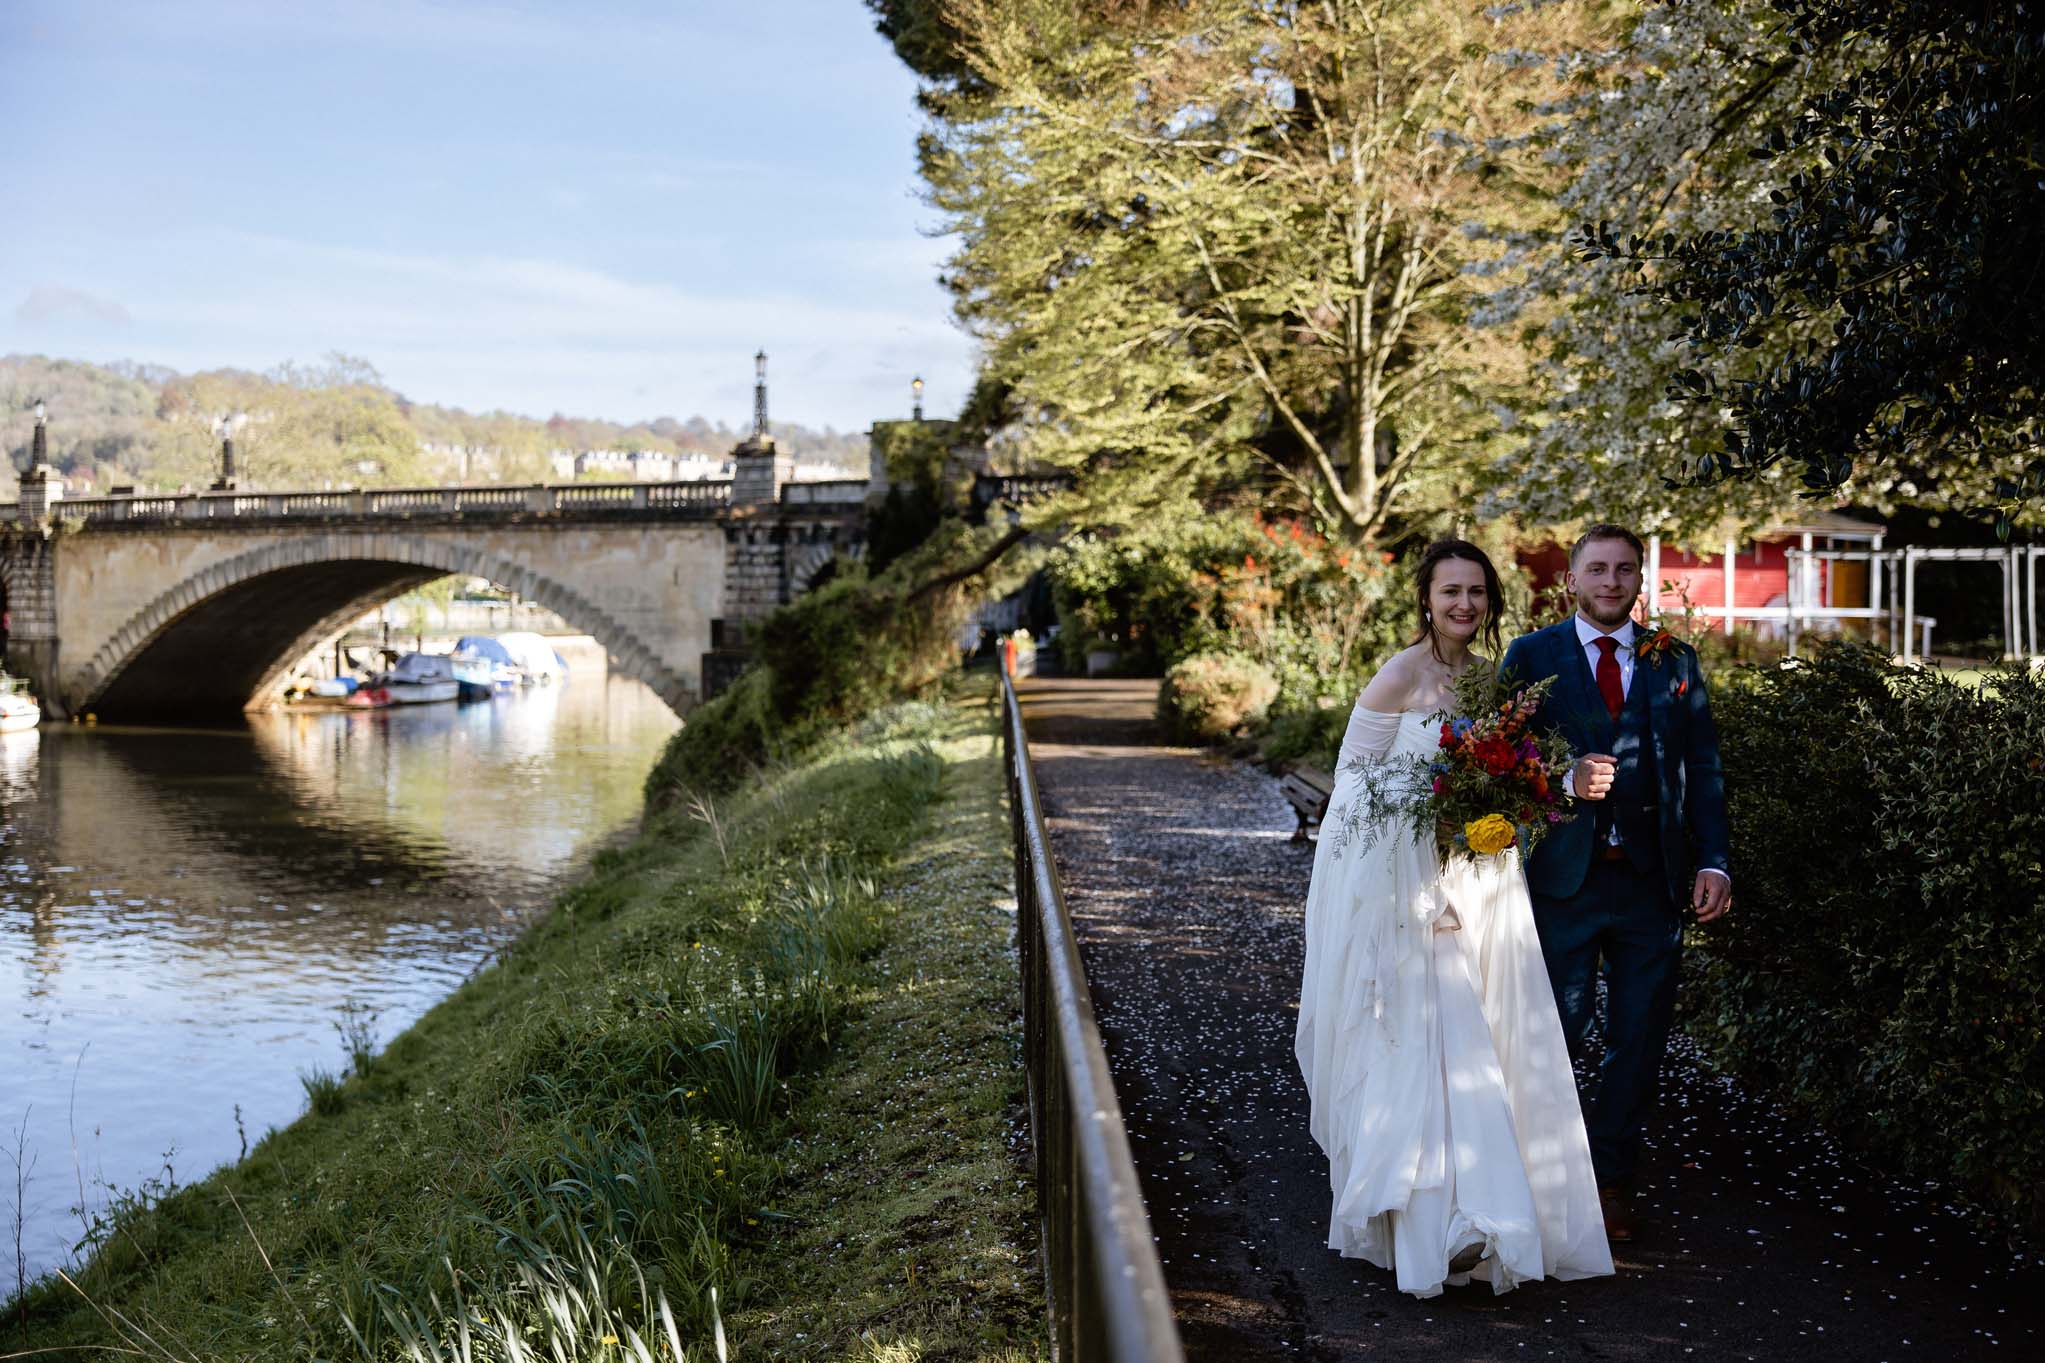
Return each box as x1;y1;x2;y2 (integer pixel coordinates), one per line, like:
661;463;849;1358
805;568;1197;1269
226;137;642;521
1645;516;2043;663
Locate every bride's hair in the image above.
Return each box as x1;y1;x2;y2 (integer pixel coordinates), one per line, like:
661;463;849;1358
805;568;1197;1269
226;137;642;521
1414;539;1505;662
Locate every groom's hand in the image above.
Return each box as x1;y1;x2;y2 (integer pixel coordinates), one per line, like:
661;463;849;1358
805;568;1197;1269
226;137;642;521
1571;754;1616;800
1692;870;1731;922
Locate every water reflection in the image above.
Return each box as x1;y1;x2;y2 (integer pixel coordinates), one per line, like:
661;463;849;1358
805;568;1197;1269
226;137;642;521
0;667;678;1282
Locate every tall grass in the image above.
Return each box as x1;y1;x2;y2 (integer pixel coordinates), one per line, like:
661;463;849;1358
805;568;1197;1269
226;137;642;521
6;720;958;1359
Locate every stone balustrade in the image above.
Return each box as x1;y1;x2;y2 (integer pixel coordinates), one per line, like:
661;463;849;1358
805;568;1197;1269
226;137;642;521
18;480;740;527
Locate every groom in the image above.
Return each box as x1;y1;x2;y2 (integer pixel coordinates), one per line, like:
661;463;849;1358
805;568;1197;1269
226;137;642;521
1500;524;1731;1244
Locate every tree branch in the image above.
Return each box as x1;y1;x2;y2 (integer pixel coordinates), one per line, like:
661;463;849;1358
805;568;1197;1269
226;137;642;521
905;524;1032;604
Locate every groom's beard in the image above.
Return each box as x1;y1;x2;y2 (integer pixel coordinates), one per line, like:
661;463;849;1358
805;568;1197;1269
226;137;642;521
1576;594;1638;628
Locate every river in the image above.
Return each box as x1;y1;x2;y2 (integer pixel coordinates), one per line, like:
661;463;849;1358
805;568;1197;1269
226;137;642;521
0;660;679;1285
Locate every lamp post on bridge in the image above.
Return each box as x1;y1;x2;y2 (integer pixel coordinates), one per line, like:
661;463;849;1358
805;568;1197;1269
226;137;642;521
912;375;924;423
211;412;245;492
16;399;64;523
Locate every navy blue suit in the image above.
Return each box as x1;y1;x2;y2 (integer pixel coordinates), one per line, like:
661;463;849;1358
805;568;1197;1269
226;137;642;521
1499;619;1730;1187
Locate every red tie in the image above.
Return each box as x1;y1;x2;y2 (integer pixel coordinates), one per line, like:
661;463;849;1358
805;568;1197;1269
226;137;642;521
1594;636;1624;719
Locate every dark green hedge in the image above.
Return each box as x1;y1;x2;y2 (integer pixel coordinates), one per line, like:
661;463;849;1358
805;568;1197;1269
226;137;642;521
1694;643;2045;1237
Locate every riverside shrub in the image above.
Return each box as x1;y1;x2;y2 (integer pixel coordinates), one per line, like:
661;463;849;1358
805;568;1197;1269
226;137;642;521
1159;650;1280;740
1259;702;1353;773
1047;512;1408;710
1694;642;2045;1236
646;569;977;807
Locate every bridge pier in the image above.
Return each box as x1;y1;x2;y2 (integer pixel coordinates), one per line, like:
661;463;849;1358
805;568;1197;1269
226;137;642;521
2;533;62;716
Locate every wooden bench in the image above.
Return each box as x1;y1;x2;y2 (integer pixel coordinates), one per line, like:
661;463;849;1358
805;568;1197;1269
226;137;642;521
1279;763;1336;842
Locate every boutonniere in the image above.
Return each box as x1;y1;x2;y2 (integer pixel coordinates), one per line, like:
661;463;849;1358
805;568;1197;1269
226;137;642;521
1635;626;1680;668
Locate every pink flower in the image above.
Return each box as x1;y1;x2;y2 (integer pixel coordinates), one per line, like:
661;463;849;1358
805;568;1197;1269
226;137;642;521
1432;776;1447;795
1546;810;1565;824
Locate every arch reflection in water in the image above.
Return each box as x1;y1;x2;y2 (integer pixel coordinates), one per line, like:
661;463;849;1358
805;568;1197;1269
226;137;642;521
0;665;678;1285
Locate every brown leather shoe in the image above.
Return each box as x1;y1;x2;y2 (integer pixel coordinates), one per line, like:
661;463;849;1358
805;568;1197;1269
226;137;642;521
1599;1186;1637;1243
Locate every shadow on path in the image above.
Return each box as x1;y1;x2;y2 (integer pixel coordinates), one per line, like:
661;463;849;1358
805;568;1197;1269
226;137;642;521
1019;676;2038;1362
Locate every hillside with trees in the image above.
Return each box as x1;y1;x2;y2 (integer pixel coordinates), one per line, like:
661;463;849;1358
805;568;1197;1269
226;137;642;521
0;353;871;496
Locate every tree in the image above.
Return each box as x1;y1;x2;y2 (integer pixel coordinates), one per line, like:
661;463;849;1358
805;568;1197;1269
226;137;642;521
1575;0;2045;535
0;355;159;492
151;366;428;489
1478;1;1860;541
912;0;1605;542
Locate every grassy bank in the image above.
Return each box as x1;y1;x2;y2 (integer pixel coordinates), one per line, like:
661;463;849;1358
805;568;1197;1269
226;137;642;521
5;677;1045;1361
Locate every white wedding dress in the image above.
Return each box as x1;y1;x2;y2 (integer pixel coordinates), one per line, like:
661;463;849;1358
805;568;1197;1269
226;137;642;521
1295;704;1613;1297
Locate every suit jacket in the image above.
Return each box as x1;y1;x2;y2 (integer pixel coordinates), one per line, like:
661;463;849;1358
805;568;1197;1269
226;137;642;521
1499;619;1730;905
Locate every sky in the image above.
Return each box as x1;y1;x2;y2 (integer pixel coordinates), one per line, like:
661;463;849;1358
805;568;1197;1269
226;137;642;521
0;0;971;432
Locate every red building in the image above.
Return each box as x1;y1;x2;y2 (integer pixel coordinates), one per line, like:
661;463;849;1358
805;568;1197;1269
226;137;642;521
1520;511;1890;640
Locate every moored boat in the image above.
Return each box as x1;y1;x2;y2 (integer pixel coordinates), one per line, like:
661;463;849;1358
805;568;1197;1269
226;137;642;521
452;633;568;687
283;674;361;706
373;652;459;705
452;636;526;691
450;653;499;702
343;684;394;709
0;676;40;732
496;631;570;685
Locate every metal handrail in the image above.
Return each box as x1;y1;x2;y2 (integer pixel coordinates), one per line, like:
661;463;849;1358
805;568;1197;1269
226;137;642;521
998;670;1184;1363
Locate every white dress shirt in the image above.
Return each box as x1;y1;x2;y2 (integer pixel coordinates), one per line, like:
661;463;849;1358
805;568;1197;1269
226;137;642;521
1569;613;1729;888
1575;615;1636;700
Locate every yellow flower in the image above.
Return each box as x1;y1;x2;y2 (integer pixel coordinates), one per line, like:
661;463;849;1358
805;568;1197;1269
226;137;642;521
1464;813;1518;857
601;1335;619;1347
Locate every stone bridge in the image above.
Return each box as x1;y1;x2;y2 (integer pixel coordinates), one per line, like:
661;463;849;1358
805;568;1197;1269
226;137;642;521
0;459;867;723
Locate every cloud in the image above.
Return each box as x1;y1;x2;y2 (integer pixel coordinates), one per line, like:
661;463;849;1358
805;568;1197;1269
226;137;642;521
16;286;132;327
145;230;976;428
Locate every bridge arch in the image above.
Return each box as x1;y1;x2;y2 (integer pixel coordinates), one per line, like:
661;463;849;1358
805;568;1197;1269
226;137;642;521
71;530;696;723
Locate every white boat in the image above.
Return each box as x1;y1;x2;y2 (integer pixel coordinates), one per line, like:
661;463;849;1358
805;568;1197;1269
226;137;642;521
495;632;569;685
449;653;500;702
0;676;40;732
372;652;459;705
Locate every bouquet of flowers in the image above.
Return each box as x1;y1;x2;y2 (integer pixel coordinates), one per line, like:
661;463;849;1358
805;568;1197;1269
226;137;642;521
1343;667;1576;861
1426;672;1577;858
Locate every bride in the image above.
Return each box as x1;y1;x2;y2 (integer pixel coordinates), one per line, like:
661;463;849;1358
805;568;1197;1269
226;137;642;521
1295;539;1613;1297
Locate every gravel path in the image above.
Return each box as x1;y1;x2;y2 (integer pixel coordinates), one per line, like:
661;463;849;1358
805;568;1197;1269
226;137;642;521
1018;676;2039;1363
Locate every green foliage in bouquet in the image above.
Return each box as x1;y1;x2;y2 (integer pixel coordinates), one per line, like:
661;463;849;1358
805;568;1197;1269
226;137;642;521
1695;642;2045;1238
1329;668;1575;862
